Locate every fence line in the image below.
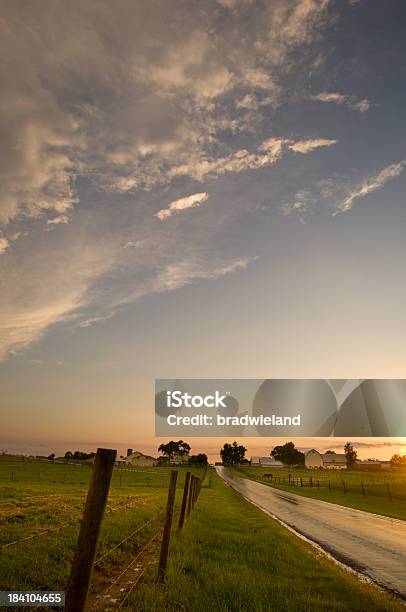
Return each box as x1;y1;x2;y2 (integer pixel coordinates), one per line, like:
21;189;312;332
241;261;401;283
241;470;405;501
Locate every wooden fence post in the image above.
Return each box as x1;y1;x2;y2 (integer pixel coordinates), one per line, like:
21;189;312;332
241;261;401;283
343;480;346;494
187;476;195;516
386;482;392;502
158;470;178;582
361;482;366;497
65;448;116;612
178;471;191;530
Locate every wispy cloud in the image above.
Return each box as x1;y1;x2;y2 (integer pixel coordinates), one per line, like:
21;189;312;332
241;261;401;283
284;160;406;218
155;192;209;221
335;160;406;214
0;237;9;255
47;215;70;225
311;91;371;112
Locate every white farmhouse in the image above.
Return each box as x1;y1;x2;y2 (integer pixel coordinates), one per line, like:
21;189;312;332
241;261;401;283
125;451;157;467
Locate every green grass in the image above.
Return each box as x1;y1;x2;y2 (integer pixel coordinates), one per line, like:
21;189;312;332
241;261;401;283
0;457;206;600
236;467;406;521
128;471;403;612
1;458;404;611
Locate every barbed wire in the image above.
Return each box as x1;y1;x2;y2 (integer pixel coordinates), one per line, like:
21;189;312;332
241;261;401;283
94;512;163;566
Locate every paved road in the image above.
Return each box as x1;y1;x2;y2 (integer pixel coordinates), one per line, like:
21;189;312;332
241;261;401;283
216;467;406;598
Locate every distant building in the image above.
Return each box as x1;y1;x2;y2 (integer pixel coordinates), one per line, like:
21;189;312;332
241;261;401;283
354;460;391;471
169;453;189;465
251;456;284;467
305;449;324;469
322;452;346;469
125;451;157;467
305;449;347;469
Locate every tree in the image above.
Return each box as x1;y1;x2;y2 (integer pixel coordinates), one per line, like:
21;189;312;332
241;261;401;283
158;440;191;459
271;442;304;466
64;451;73;461
344;442;357;468
47;453;55;461
220;441;247;466
189;453;208;465
391;454;406;468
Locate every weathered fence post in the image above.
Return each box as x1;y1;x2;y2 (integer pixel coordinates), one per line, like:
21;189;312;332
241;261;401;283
328;479;331;492
300;477;303;487
361;482;366;497
386;482;392;502
65;448;116;612
158;470;178;582
343;480;346;494
178;471;191;530
187;476;195;516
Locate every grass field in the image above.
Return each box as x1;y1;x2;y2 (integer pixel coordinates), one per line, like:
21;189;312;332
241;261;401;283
0;457;404;611
0;456;206;608
235;466;406;521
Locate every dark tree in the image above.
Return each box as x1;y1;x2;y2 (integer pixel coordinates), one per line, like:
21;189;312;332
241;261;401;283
47;453;55;461
344;442;357;468
220;441;247;466
188;453;208;465
158;440;191;459
390;453;406;467
271;442;304;466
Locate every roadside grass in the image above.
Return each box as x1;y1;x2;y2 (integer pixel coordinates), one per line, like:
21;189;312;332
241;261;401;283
236;467;406;521
127;471;404;612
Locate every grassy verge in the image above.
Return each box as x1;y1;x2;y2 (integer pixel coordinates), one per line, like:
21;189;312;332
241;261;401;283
236;468;406;521
127;471;403;612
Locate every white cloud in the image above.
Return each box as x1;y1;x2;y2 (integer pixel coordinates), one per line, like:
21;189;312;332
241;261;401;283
287;138;337;153
0;238;9;255
155;193;209;221
284;161;406;219
311;92;371;112
335;160;406;214
47;215;70;225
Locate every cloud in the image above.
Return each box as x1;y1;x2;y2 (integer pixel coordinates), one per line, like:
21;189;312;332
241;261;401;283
0;238;9;255
287;138;337;153
155;192;209;221
169;138;337;182
311;92;371;112
284;160;406;218
0;0;341;357
47;215;70;225
335;160;406;214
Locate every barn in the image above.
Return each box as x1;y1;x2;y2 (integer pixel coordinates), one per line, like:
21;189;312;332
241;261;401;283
323;452;347;469
305;449;324;468
125;451;157;467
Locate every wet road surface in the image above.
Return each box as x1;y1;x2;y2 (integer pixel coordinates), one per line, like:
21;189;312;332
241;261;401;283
216;467;406;598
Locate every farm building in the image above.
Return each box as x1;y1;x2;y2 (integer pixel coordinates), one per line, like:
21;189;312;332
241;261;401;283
251;456;284;467
125;451;157;467
305;449;347;469
169;453;189;465
355;460;391;470
305;449;324;468
323;452;347;469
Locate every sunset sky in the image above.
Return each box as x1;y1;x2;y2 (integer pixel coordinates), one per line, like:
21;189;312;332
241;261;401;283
1;1;406;461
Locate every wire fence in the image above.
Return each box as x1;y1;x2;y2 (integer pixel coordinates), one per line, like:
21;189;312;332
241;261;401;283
242;470;406;500
1;451;207;610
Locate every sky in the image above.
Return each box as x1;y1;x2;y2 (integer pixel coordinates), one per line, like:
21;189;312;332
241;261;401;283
1;0;406;461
